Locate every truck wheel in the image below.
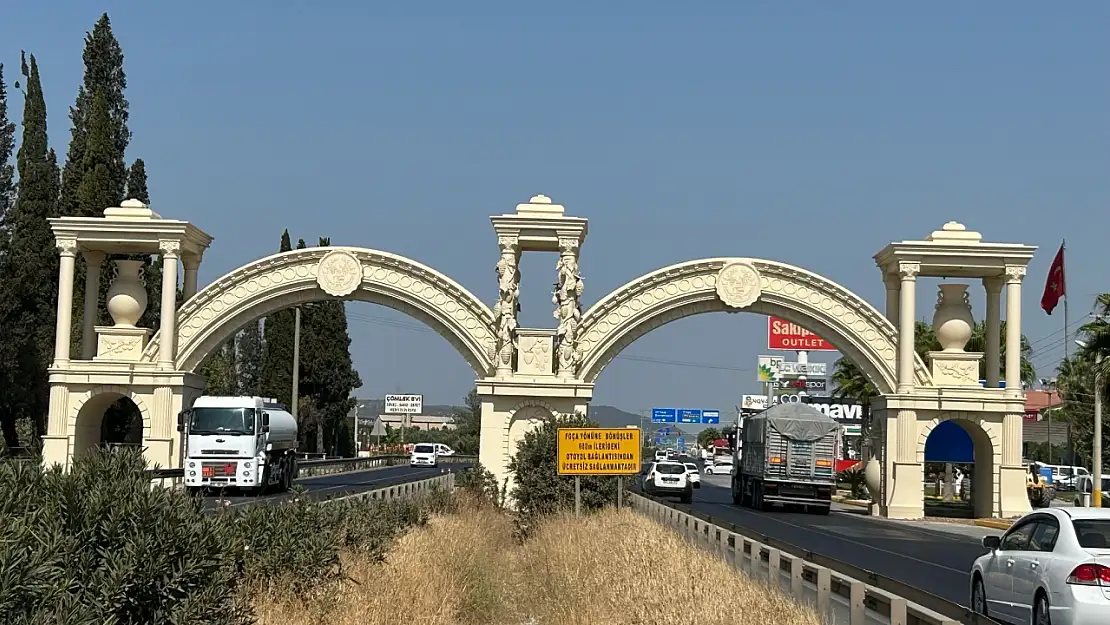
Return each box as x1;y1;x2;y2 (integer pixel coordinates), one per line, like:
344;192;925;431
283;457;294;490
808;505;831;515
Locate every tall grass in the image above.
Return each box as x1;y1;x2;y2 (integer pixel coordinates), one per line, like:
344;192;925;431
255;500;821;625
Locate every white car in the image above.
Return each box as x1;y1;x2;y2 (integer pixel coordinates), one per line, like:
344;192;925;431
970;507;1110;625
655;450;669;462
409;443;438;468
641;461;693;503
705;458;733;475
434;443;456;456
683;462;701;489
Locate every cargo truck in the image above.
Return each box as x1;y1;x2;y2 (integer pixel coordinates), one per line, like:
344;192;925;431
177;396;299;495
731;402;839;515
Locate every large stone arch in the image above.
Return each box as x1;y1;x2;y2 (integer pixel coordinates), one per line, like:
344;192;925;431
576;258;933;393
139;247;497;375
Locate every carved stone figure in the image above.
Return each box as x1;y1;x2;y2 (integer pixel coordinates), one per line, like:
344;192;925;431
553;241;583;376
494;237;520;372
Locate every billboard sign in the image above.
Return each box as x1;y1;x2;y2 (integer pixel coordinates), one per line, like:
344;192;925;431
384;394;423;414
757;355;784;382
772;378;828;392
767;395;866;421
651;408;677;423
778;362;827;377
768;317;836;351
741;395;769;411
557;428;641;475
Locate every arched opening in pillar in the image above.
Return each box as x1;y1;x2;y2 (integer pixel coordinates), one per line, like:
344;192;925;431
75;393;145;458
922;418;995;519
506;405;548;465
100;397;144;448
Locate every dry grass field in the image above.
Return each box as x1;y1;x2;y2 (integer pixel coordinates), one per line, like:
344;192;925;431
254;502;822;625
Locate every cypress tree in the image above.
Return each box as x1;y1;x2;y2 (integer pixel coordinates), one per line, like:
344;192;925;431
0;62;18;451
197;341;237;395
259;231;295;404
0;53;61;449
61;13;129;218
302;237;361;456
236;321;264;395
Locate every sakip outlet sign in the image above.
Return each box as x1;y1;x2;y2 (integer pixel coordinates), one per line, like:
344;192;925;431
767;316;835;351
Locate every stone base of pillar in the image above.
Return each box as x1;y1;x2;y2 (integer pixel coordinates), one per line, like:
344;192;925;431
999;464;1033;518
884;461;925;519
927;351;984;387
143;437;175;472
41;435;70;469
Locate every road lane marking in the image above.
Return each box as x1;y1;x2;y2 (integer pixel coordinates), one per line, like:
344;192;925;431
701;501;970;576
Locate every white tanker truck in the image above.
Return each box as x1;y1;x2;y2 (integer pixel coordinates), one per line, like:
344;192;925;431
177;396;299;494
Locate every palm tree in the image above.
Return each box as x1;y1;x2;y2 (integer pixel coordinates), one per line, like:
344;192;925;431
965;320;1036;388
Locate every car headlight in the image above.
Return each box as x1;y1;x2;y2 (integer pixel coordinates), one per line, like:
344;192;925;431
188;462;195;468
189;471;195;477
244;461;251;468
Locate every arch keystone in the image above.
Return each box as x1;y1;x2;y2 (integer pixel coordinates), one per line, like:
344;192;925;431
716;261;762;309
316;249;362;297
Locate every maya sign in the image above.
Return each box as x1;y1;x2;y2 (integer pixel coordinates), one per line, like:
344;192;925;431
384;394;423;414
768;317;835;351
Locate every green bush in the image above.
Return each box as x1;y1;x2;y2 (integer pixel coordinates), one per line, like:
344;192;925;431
455;463;504;509
0;448;453;623
507;412;624;531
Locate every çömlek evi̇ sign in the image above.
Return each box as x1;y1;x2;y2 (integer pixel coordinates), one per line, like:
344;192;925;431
557;428;642;475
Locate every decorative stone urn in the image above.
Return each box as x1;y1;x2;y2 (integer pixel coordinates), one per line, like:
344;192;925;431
106;259;148;327
863;454;882;501
932;283;974;352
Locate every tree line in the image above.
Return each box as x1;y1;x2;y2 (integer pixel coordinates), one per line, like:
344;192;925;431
0;14;154;454
0;14;363;458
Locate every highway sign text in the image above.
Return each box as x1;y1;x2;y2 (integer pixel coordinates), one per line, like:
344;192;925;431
768;317;835;351
558;428;642;475
651;408;677;423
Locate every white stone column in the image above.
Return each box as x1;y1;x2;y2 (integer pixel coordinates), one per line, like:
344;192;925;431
883;271;900;324
79;251;106;360
896;262;919;393
182;254;200;301
158;240;181;369
1004;266;1026;393
52;239;79;367
984;277;1003;388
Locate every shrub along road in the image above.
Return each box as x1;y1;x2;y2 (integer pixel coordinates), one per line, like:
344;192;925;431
201;462;473;511
680;479;991;607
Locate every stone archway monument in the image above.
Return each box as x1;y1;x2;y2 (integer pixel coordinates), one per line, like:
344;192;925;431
42;195;1037;519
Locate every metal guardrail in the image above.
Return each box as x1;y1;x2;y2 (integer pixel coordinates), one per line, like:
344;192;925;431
630;493;1002;625
145;454;477;487
325;472;456;504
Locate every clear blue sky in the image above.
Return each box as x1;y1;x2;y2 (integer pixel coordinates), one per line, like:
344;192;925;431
3;2;1107;421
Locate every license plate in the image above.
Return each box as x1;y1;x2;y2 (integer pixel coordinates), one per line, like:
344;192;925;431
663;478;678;483
202;463;235;477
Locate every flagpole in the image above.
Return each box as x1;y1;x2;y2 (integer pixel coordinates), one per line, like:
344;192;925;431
1061;239;1068;466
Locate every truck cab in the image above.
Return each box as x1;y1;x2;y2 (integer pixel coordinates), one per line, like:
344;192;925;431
178;396;299;495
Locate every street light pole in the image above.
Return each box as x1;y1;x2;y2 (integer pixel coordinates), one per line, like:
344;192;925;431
291;307;301;420
1095;365;1103;508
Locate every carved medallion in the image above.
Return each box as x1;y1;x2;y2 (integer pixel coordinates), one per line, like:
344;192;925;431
316;249;362;297
715;262;762;309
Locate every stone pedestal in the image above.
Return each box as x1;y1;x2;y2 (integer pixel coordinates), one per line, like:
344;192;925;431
94;326;154;361
927;351;984;387
515;329;555;377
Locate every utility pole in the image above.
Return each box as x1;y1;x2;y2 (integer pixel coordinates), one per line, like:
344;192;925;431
291;306;301;420
1095;364;1103;508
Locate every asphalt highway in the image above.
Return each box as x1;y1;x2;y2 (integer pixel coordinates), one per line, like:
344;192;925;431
687;479;991;607
200;462;471;512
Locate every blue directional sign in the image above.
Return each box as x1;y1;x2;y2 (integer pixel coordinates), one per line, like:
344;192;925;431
677;409;702;424
652;408;677;423
677;437;685;446
659;427;671;435
702;410;721;425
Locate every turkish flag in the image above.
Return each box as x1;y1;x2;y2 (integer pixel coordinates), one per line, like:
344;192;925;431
1040;243;1066;315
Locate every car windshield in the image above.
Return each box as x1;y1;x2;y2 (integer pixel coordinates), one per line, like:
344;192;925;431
656;464;686;475
1072;520;1110;549
189;407;255;436
413;444;435;453
684;464;698;471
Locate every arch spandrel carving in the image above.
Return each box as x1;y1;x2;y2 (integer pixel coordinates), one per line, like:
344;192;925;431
575;258;933;393
139;247;497;375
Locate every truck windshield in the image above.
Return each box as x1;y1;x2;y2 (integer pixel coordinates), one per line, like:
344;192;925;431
189;407;256;435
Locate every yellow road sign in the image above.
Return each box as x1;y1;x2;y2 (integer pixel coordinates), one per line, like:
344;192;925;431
557;427;641;475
